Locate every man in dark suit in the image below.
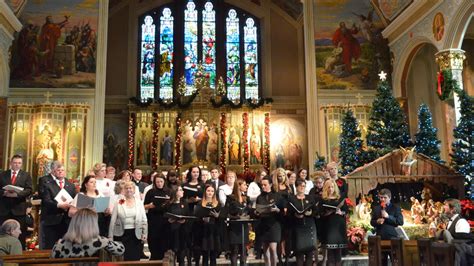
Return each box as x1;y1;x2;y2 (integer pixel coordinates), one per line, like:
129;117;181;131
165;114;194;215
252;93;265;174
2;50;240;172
371;188;404;265
206;167;225;199
40;162;76;249
0;155;32;249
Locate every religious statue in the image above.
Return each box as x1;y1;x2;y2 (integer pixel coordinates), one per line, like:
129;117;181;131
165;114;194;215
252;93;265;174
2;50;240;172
410;197;424;224
207;125;218;164
400;146;417;176
160;131;173;165
354;195;372;221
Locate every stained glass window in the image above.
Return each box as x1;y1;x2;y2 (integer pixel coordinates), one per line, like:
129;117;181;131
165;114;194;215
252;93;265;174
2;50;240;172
159;8;174;100
244;18;258;100
138;2;260;103
202;1;216;87
140;15;155;101
184;0;198;95
226;9;240;101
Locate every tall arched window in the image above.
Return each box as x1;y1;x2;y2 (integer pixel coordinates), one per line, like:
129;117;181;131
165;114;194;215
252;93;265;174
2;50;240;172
138;0;261;103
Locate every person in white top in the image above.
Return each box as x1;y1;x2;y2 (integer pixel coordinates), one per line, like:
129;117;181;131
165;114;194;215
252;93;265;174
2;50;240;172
218;171;236;206
115;170;140;200
438;198;471;243
248;169;266;206
93;163;115;197
298;168;313;195
106;166;116;181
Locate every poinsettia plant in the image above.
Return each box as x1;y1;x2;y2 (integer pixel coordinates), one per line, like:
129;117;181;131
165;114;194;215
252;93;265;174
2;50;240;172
460;199;474;222
347;226;366;245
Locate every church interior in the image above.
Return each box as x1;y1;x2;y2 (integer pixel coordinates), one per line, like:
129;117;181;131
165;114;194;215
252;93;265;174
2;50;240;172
0;0;473;263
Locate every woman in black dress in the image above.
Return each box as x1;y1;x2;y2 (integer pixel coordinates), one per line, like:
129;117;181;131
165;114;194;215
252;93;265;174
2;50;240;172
144;174;171;260
194;184;221;266
288;178;318;266
166;169;181;191
226;178;250;266
167;187;190;266
272;168;290;264
320;179;347;266
255;176;283;266
326;162;348;199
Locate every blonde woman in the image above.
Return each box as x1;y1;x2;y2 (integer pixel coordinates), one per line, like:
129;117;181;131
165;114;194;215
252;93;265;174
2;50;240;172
218;171;236;206
109;181;147;261
320;179;347;266
52;208;124;258
93;163;114;197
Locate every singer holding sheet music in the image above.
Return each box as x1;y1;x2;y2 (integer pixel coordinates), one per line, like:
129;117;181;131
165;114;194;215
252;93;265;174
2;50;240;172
109;181;148;261
0;155;32;249
40;162;77;249
226;179;250;266
288;178;318;266
255;176;284;266
320;179;347;266
194;184;221;266
167;186;191;266
144;174;171;260
68;175;111;236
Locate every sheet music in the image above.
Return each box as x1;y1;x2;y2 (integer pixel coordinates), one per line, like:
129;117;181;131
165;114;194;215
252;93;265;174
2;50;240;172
2;185;24;193
55;189;73;204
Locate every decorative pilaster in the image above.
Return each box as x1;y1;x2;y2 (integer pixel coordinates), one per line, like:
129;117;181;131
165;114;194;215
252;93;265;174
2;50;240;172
302;0;320;173
435;49;466;124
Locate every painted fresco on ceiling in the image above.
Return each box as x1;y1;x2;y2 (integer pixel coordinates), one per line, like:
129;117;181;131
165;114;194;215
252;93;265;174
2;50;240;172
9;0;98;88
103;116;129;172
314;0;391;90
371;0;412;24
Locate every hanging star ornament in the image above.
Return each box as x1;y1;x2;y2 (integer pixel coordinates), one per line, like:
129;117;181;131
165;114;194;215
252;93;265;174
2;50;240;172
378;71;387;81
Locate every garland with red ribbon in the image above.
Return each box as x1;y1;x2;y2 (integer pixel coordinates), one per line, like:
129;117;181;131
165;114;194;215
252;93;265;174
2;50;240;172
174;114;182;170
242;113;249;172
127;113;136;170
263;113;270;173
219;112;227;174
437;69;460;101
151;113;159;170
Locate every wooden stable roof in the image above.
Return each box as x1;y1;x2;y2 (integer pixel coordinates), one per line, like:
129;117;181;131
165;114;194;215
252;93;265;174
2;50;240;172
344;149;464;201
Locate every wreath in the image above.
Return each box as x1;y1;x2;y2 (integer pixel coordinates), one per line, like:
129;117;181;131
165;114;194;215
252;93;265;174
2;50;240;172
437;69;460;101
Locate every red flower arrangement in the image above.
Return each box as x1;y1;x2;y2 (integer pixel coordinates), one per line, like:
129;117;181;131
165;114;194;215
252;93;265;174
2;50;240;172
345;198;355;208
119;199;125;205
460;199;474;222
219;113;227;174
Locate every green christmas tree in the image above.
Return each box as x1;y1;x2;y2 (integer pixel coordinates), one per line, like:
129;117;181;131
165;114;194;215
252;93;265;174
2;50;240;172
339;109;364;175
366;79;412;156
414;104;442;163
450;89;474;199
313;152;327;171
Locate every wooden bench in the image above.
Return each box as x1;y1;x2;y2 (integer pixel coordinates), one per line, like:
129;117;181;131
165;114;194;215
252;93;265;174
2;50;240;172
97;250;174;266
0;250;52;262
417;238;433;266
1;256;100;265
368;236;382;266
431;242;455;266
369;236;419;266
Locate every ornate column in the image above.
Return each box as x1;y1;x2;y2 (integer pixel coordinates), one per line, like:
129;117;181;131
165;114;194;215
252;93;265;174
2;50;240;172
435;49;466;124
302;0;320;173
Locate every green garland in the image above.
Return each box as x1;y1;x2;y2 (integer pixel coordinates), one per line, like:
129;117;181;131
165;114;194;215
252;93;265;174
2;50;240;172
437;69;460;101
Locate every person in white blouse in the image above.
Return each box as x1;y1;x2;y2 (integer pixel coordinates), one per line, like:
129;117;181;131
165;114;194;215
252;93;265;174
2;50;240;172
248;169;266;207
93;163;115;197
109;181;147;261
218;171;236;206
297;168;313;195
438;198;471;243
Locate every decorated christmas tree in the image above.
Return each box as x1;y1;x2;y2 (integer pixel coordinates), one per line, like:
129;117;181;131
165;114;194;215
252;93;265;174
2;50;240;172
414;104;442;163
366;72;412;156
339;109;364;175
313;152;327;171
450;89;474;199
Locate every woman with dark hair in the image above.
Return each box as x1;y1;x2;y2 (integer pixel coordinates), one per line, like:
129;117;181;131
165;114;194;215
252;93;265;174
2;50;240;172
143;171;160;198
255;176;284;266
226;178;250;266
297;168;313;195
144;174;171;260
194;184;221;266
288;178;318;266
248;169;266;259
167;186;190;266
114;170;132;182
68;175;111;236
183;166;203;213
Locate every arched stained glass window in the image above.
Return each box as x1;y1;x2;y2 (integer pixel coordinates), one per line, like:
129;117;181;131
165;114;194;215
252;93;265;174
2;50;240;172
226;9;240;101
159;8;174;101
202;1;216;87
138;1;260;103
140;15;156;100
184;0;198;95
244;18;258;100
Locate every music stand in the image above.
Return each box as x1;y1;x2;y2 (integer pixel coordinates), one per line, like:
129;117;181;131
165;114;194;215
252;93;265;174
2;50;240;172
228;218;256;266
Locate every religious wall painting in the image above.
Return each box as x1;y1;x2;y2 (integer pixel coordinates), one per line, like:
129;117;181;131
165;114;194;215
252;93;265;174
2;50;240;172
182;119;197;165
136;127;152;166
249;126;263;165
9;0;99;88
314;0;391;90
206;122;219;165
35;124;63;177
228;126;242;165
103;116;129;171
433;12;445;42
159;125;174;166
270;118;305;171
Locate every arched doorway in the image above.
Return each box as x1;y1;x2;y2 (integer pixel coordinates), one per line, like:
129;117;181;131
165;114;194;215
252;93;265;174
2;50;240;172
461;17;474;96
405;43;449;161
